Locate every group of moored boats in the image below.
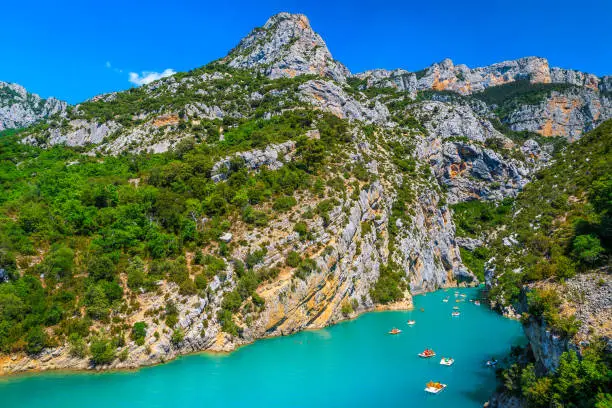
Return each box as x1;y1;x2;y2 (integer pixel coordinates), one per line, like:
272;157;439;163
387;290;489;394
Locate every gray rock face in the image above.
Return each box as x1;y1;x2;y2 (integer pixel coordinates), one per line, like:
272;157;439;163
409;101;546;203
225;13;350;83
519;272;611;375
600;76;612;93
298;79;389;123
210;140;296;182
413;100;505;143
356;58;611;139
418;57;552;94
355;68;417;95
550;67;600;90
523;316;575;373
356;57;554;95
0;82;67;131
488;392;525;408
356;56;608;97
436;142;530;203
28;119;121;146
395;187;473;291
504;88;612;141
455;237;483;251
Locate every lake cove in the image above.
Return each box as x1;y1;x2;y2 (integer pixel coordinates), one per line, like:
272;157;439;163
0;287;525;408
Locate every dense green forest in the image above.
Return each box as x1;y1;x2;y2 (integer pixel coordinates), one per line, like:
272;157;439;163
0;109;357;357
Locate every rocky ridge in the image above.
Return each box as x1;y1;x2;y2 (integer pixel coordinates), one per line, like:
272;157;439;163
356;58;611;139
356;56;610;96
0;81;67;131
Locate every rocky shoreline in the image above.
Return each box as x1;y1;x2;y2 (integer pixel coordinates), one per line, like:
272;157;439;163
1;296;419;376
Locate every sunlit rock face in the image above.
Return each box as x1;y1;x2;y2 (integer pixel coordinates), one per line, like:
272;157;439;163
0;81;67;131
225;12;350;83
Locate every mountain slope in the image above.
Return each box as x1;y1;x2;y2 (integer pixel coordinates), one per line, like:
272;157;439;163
480;120;612;407
0;81;67;131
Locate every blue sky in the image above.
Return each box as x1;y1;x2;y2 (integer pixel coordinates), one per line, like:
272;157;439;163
2;0;610;104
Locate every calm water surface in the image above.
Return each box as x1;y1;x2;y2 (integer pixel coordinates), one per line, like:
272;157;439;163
0;287;525;407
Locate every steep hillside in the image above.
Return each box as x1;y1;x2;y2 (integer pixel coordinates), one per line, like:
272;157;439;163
455;121;612;407
0;81;67;131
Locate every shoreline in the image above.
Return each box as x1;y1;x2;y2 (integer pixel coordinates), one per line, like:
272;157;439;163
0;305;413;380
0;285;484;379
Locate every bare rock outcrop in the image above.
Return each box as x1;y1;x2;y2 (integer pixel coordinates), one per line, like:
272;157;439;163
298;79;389;124
0;81;67;131
224;12;350;83
504;88;612;141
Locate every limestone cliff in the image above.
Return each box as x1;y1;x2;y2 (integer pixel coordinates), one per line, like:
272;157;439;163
0;81;67;131
356;57;611;139
2;122;471;374
224;12;349;83
504;87;612;141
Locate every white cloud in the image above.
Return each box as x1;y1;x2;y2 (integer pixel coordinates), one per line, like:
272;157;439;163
128;69;176;86
105;61;112;68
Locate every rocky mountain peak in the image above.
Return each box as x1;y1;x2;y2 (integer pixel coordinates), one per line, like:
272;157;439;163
0;81;68;131
224;12;350;83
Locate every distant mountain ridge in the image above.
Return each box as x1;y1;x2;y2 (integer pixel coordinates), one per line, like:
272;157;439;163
0;81;67;131
355;56;611;95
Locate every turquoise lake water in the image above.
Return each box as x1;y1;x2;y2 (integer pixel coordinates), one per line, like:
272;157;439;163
0;287;525;407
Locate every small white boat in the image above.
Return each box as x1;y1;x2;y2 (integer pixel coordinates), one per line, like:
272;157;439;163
452;311;460;317
486;359;498;367
442;297;449;303
424;382;447;394
460;294;466;298
407;320;416;326
440;357;454;366
474;300;481;306
452;306;460;310
389;328;402;335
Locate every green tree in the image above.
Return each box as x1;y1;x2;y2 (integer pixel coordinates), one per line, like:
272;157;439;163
131;322;147;346
285;251;301;268
87;256;117;282
572;234;605;265
126;256;146;290
85;284;110;320
171;329;184;346
90;336;115;365
25;326;48;355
